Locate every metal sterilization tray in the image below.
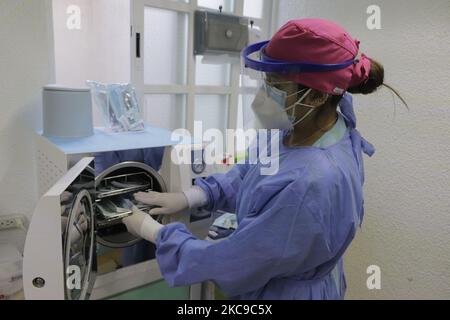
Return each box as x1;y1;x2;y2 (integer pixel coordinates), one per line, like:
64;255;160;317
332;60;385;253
94;162;167;248
96;171;154;199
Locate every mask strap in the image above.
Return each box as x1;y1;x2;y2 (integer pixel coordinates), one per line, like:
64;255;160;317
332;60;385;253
291;108;316;127
286;88;307;99
287;89;327;127
285;89;313;113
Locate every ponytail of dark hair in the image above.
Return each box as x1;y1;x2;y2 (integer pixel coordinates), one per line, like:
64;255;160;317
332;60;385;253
348;59;409;109
348;59;384;95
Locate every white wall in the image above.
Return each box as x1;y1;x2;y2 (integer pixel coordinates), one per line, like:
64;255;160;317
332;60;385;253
0;0;55;219
52;0;131;125
52;0;93;87
277;0;450;299
0;0;129;218
90;0;131;84
53;0;130;85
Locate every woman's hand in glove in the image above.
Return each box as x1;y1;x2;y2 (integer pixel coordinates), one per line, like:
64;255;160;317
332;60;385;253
134;191;189;215
122;206;163;244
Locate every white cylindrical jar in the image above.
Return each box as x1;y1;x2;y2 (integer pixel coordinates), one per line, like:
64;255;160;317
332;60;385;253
43;85;93;138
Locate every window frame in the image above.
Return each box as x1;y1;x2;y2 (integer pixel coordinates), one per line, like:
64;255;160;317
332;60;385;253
131;0;277;133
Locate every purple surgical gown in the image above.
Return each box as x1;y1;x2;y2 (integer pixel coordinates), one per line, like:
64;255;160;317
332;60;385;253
156;94;374;299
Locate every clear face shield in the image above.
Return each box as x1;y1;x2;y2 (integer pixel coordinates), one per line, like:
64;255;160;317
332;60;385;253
240;40;356;131
240;58;318;131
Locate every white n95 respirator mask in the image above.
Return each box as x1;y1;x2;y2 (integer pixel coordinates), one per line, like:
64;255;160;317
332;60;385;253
250;84;318;130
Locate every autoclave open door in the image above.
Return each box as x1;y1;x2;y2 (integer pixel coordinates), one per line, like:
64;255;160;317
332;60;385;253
23;157;97;300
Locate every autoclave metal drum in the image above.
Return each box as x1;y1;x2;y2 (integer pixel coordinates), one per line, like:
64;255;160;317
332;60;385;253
95;162;167;248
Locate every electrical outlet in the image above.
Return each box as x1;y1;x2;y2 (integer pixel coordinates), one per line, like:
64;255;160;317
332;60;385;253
0;216;26;231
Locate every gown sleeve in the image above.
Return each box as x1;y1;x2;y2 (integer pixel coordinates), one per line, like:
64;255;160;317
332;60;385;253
195;163;250;213
156;174;340;298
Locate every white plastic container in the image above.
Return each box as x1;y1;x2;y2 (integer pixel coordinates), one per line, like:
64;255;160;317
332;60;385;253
43;85;94;138
0;244;23;300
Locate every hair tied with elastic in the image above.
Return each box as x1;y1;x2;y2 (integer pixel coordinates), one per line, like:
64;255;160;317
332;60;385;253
349;54;371;88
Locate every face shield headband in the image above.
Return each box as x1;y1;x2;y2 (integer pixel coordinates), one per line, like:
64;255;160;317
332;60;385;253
243;41;357;74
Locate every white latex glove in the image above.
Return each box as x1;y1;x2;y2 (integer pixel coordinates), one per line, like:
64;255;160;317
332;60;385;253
123;206;163;244
71;213;88;245
183;186;209;209
61;191;74;203
61;191;89;245
61;191;74;216
134;191;190;215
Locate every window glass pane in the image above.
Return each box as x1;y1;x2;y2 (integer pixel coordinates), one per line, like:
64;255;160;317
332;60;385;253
197;0;234;13
144;7;188;85
244;0;264;18
237;94;256;130
195;95;229;158
240;47;261;88
240;74;259;88
196;56;231;86
195;95;229;132
144;95;186;131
